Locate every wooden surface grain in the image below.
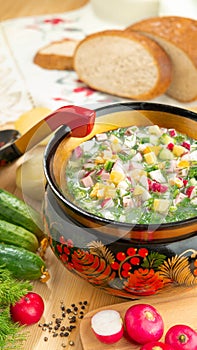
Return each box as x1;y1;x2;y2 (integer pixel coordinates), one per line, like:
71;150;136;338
0;0;89;20
0;1;197;349
0;156;124;350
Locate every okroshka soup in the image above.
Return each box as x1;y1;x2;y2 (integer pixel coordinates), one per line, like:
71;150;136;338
65;123;197;225
50;104;197;241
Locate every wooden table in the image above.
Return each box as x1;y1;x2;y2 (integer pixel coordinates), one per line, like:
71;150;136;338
0;2;197;349
0;0;89;20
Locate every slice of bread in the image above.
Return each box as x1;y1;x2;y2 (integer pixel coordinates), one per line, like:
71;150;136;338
126;16;197;102
33;38;80;70
73;30;172;100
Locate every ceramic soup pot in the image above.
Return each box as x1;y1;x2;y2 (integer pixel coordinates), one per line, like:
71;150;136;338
43;102;197;299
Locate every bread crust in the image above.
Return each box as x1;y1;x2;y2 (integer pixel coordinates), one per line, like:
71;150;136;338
127;16;197;68
126;16;197;102
74;29;172;100
33;38;79;70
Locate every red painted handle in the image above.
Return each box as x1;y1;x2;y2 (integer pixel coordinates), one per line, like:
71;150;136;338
14;105;96;154
0;105;96;165
45;105;95;137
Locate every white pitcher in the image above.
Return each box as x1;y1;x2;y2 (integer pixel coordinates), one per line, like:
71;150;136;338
159;0;197;19
90;0;159;26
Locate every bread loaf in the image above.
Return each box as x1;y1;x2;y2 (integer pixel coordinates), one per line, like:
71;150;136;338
33;38;79;70
126;16;197;102
73;30;172;100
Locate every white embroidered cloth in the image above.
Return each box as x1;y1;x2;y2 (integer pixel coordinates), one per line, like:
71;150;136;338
0;3;196;125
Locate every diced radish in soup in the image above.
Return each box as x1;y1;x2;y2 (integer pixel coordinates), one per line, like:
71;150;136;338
124;133;136;147
74;145;83;158
169;129;177;137
181;141;191;150
113;159;125;173
166;160;177;173
132;152;143;162
186;186;196;198
152;182;168;193
101;198;114;208
167;142;174;151
174;193;187;205
139;175;149;190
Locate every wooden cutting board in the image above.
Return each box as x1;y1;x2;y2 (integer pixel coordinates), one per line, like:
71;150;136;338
80;287;197;350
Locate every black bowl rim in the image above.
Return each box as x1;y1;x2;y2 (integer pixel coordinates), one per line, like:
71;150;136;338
0;129;20;144
43;101;197;231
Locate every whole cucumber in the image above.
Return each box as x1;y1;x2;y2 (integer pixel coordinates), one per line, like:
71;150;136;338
0;219;39;252
0;243;49;281
0;188;44;240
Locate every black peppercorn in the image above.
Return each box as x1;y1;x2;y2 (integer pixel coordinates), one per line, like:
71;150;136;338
70;325;76;330
64;332;69;337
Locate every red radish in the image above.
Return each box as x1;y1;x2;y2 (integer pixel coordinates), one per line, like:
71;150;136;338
124;304;164;344
165;324;197;350
101;198;114;208
169;129;177;137
152;182;168;193
167;143;174;151
91;309;124;344
186;186;196;199
10;292;44;325
181;141;191;151
140;341;175;350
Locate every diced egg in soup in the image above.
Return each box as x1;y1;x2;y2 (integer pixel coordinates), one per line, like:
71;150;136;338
65;125;197;224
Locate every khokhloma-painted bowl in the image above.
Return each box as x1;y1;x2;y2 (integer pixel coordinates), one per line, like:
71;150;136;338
43;102;197;299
